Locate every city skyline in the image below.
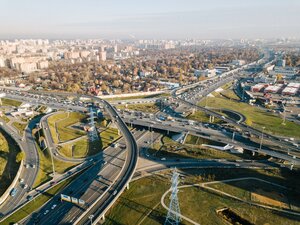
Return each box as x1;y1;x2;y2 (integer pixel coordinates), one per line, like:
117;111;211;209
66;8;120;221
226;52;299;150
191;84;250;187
1;0;300;39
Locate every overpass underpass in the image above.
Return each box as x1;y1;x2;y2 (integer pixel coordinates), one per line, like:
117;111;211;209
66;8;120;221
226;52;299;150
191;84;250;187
122;117;300;166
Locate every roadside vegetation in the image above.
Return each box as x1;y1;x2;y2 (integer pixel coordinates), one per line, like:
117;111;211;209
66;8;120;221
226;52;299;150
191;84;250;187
0;129;21;196
12;122;27;135
105;168;300;225
116;103;159;113
1;98;22;107
47;112;86;144
0;175;77;225
198;89;300;138
148;134;255;161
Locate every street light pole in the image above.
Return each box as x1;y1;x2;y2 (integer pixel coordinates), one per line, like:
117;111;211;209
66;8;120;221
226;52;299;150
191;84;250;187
88;214;94;225
232;132;235;142
259;127;265;151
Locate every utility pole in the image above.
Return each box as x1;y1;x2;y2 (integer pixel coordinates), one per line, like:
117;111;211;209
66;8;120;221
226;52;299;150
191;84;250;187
165;169;181;225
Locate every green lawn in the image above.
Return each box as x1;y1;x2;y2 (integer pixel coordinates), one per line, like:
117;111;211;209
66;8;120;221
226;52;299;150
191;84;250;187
12;122;27;135
33;143;78;188
148;135;249;161
58;126;119;159
105;168;300;225
100;127;120;149
47;112;86;144
58;137;102;158
107;93;170;102
1;98;22;107
199;91;300;138
0;129;20;196
0;114;10;123
116;103;159;113
207;179;300;212
104;175;169;225
0;175;76;225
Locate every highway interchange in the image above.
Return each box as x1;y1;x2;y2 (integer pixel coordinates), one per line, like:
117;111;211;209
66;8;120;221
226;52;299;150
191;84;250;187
0;51;299;225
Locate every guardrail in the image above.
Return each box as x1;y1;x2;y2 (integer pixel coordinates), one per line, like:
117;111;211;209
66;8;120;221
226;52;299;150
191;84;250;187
0;160;23;206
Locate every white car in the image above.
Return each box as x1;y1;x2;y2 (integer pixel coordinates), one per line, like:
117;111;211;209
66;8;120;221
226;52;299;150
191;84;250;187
19;178;24;183
25;164;29;168
43;210;49;215
23;184;28;189
51;204;57;210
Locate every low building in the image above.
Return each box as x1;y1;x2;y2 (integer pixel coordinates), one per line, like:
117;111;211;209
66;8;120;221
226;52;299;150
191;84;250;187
194;69;216;77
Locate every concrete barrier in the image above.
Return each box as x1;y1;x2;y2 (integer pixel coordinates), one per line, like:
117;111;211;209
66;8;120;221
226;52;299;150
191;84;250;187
0;160;23;206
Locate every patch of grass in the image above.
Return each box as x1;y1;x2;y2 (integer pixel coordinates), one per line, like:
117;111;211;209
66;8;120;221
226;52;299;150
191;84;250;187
107;93;170;101
104;175;169;225
0;129;20;196
199;92;300;138
148;134;247;161
0;175;76;225
0;114;10;123
105;168;300;225
100;127;120;149
1;98;22;107
12;122;27;135
55;112;86;142
116;103;159;113
208;179;300;211
187;110;222;123
58;137;102;158
48;112;86;144
47;113;66;144
33;142;78;188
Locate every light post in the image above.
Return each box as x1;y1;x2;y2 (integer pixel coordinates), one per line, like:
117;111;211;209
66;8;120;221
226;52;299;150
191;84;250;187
88;214;94;225
232;131;235;142
259;127;265;151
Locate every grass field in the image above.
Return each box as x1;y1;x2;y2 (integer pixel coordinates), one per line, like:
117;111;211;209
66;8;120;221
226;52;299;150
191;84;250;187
106;93;170;102
58;137;102;158
58;126;119;158
0;175;76;225
33;143;78;188
104;168;300;225
12;122;27;135
1;98;22;107
0;114;10;123
104;175;169;225
116;103;159;113
47;112;86;144
148;135;249;161
100;127;120;149
199;90;300;138
0;129;20;196
208;179;300;211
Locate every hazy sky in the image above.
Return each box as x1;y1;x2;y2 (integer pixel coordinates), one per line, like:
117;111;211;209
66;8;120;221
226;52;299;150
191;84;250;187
1;0;300;39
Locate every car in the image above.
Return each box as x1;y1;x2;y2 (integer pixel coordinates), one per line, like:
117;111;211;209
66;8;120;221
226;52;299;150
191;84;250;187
19;178;24;183
10;188;18;197
43;210;49;215
23;184;28;189
50;181;57;186
161;158;166;161
31;164;36;168
51;204;57;210
25;164;29;168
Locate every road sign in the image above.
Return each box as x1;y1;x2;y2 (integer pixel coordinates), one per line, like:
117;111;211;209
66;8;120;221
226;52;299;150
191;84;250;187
78;199;85;205
61;194;71;202
71;197;78;204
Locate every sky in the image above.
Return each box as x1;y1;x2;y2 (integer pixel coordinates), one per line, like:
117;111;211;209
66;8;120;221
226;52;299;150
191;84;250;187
1;0;300;39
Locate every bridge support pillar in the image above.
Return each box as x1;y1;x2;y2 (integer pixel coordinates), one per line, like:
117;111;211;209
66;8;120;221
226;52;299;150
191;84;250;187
167;129;169;135
290;164;294;171
209;116;214;123
126;183;130;190
101;214;105;221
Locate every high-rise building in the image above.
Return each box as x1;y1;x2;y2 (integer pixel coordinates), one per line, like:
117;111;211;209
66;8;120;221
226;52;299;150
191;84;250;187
99;47;106;61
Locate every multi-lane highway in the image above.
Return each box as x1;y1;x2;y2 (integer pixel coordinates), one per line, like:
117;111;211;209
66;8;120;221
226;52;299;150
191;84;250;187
0;116;39;216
